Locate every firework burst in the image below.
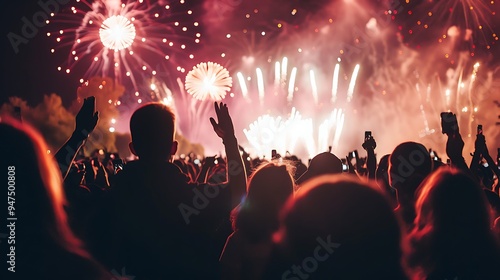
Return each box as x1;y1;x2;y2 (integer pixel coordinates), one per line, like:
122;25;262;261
185;61;233;101
392;0;499;56
48;0;202;95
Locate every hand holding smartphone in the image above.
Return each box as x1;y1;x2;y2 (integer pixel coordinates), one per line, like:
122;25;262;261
364;131;372;141
271;149;278;159
440;112;458;135
112;159;124;174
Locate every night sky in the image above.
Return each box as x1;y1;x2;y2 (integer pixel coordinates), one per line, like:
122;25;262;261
3;1;71;106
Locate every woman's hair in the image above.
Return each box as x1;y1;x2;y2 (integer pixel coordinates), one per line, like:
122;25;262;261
404;167;500;279
0;117;102;276
231;161;295;242
271;174;407;279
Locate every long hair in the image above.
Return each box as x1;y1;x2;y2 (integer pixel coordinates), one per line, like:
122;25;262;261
0;117;95;270
269;174;407;279
404;167;500;279
231;162;294;242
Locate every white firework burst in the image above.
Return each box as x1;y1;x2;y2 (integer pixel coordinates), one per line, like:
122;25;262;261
185;62;232;101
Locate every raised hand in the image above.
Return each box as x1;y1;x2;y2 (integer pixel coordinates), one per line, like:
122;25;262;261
474;134;489;157
362;136;377;150
446;132;465;161
209;102;235;141
75;96;99;139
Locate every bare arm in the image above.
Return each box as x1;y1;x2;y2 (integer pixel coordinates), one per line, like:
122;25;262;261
210;102;247;208
362;136;377;179
55;97;98;179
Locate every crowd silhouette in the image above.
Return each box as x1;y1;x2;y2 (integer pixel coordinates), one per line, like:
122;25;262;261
1;96;499;280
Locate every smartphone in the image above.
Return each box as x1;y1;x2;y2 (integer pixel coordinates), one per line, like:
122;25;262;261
477;124;483;135
440;112;458;135
364;131;372;141
112;159;124;173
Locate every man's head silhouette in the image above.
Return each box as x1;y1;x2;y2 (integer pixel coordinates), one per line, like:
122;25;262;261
129;103;178;161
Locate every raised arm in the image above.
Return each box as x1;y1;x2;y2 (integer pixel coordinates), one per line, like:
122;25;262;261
210;102;247;208
475;134;500;193
445;129;469;173
54;96;98;179
362;135;377;179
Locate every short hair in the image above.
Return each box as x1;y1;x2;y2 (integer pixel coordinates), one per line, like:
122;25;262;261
130;103;176;159
389;141;431;192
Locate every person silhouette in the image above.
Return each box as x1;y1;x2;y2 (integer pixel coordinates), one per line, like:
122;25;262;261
220;162;295;280
94;102;247;279
264;174;408;279
404;167;500;279
0;116;109;279
388;142;432;229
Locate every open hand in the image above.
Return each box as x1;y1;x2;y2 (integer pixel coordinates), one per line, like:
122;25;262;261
210;102;235;141
75;96;99;139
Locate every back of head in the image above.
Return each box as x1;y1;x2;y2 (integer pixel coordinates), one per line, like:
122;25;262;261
233;162;294;241
376;154;390;183
0;117;102;278
414;167;494;240
406;167;500;278
296;152;343;185
389;142;432;195
130;103;175;161
273;174;406;279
